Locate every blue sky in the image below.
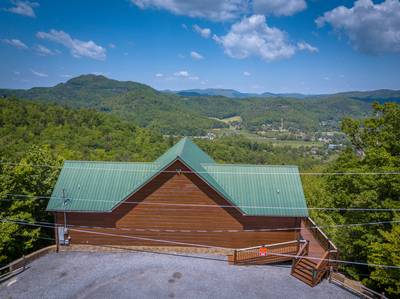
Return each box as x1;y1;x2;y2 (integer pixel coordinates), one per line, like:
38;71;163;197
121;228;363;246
1;0;400;93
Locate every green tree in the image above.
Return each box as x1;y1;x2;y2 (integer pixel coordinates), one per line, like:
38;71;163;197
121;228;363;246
368;223;400;296
0;145;62;265
321;103;400;293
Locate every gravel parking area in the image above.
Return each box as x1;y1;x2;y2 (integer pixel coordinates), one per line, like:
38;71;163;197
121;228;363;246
0;251;356;299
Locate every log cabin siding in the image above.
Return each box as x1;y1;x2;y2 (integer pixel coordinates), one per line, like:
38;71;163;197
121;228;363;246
55;161;300;248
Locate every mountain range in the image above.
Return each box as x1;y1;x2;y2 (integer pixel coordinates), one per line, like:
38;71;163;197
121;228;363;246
1;75;399;135
166;88;310;99
169;88;400;102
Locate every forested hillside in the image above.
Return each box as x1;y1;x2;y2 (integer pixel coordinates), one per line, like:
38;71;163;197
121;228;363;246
1;97;399;296
0;75;225;135
2;74;397;134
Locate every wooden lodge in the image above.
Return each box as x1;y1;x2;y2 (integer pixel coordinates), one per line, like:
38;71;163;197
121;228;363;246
47;137;337;286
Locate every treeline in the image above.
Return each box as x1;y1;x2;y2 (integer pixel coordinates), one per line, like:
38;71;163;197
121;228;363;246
0;97;170;162
303;103;400;296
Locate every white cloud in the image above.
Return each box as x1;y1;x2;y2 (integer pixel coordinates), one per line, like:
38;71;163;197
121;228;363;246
108;43;116;49
253;0;306;16
60;74;72;78
172;71;200;80
155;73;164;77
316;0;400;54
190;51;204;60
297;41;318;53
36;29;106;60
13;70;21;75
30;69;48;77
243;71;251;76
174;70;190;77
2;38;28;49
35;44;59;56
193;24;211;38
213;15;297;61
131;0;247;21
6;1;38;18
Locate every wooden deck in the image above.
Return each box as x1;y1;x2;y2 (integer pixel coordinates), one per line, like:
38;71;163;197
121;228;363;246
300;220;326;258
229;217;339;287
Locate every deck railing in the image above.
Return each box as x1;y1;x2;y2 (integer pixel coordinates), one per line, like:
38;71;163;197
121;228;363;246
230;240;302;265
303;217;337;251
303;217;339;270
330;272;387;299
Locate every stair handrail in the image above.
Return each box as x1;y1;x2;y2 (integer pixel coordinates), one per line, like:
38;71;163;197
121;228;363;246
291;240;309;272
312;250;330;285
315;250;329;270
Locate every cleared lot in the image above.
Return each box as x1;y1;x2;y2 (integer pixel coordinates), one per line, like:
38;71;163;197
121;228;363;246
0;251;356;299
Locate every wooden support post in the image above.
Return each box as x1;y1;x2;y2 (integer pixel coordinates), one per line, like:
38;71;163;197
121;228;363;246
312;269;317;286
55;223;59;253
233;249;237;264
328;266;333;283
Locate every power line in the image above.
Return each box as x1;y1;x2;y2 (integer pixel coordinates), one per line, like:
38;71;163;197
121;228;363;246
53;220;400;233
2;218;400;270
1;161;399;175
5;217;400;234
2;193;400;212
2;217;400;238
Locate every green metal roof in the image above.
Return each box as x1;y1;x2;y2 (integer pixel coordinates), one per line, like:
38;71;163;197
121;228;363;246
203;164;307;216
47;137;308;217
47;162;157;212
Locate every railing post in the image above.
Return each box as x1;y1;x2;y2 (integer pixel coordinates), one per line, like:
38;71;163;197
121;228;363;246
312;269;317;286
291;259;296;274
55;224;60;253
233;249;237;264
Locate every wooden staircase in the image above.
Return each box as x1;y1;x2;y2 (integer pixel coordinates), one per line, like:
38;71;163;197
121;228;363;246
228;217;338;287
291;257;317;286
291;250;331;287
290;218;339;287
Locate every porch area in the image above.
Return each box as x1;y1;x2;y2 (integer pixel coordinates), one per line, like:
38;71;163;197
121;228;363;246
228;217;338;287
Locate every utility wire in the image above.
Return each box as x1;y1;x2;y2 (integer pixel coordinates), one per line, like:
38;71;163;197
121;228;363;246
1;161;399;175
2;218;400;270
4;218;400;234
2;194;400;212
50;220;400;233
